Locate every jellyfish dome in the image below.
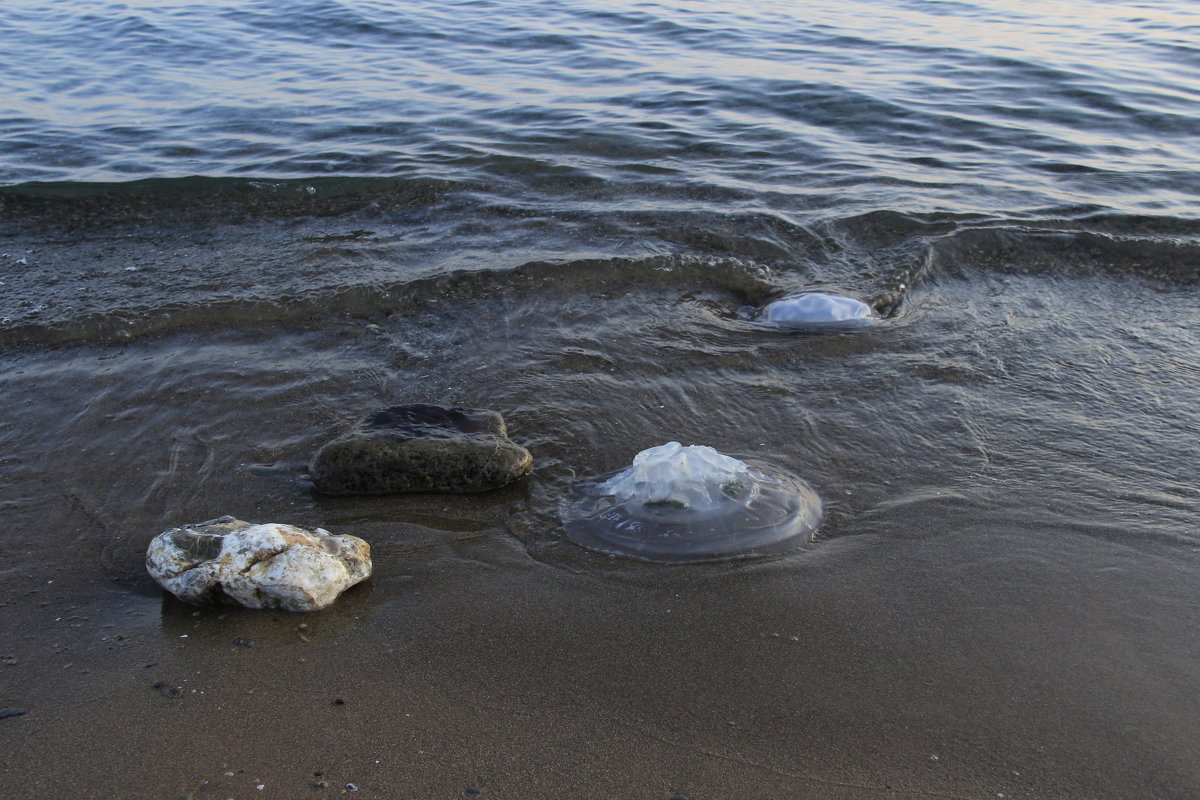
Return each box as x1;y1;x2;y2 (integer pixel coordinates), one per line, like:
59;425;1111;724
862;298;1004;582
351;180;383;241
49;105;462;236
756;291;879;329
561;442;823;563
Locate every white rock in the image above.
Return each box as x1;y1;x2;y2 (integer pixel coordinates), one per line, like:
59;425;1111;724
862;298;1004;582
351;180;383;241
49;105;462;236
146;516;371;612
600;441;751;512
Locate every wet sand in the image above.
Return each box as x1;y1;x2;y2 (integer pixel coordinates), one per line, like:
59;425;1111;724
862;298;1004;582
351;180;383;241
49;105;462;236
3;513;1199;799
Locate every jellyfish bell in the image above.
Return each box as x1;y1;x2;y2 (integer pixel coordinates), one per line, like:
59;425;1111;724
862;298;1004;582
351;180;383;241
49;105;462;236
561;442;823;563
600;441;750;512
755;291;879;330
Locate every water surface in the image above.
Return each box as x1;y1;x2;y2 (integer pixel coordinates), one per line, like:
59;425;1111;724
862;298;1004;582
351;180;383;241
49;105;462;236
1;1;1198;798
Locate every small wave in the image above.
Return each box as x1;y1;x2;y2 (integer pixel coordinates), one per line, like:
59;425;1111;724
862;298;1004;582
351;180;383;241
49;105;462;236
0;175;453;226
4;194;1196;349
0;254;779;349
928;226;1200;284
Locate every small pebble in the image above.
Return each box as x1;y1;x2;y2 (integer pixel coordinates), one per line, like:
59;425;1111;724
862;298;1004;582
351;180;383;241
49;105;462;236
232;637;256;648
153;682;183;698
332;698;345;706
346;784;359;792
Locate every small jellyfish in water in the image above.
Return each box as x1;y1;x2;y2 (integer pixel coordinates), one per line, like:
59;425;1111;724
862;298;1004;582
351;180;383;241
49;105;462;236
755;291;879;330
561;442;823;563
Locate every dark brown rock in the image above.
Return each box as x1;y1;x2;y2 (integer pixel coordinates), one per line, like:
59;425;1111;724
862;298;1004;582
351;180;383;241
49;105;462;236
309;404;533;495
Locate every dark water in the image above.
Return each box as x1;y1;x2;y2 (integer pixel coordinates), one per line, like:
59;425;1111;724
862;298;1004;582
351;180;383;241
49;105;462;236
2;2;1199;798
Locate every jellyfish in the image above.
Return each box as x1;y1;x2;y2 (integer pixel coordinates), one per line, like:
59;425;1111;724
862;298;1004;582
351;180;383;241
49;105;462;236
755;291;879;330
561;442;823;563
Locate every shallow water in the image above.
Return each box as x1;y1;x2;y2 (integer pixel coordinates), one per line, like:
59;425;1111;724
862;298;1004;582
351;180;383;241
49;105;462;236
2;1;1200;798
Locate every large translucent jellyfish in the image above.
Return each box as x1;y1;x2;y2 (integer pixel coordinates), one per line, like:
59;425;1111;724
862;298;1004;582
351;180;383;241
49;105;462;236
755;291;879;330
561;442;823;563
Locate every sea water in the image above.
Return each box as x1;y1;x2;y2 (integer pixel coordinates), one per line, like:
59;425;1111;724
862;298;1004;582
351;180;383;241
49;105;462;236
1;1;1199;797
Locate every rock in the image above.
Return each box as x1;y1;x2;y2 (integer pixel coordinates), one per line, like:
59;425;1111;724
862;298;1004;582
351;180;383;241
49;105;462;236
308;404;533;495
145;516;371;612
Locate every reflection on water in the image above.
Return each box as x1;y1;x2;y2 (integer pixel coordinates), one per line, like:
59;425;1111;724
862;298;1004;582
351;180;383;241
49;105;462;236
1;0;1198;219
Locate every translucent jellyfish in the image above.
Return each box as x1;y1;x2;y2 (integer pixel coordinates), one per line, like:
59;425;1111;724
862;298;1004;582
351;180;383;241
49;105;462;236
755;291;879;330
561;442;823;563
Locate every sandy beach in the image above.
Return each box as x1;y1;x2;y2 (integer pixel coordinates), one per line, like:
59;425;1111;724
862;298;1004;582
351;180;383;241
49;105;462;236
3;1;1200;795
5;504;1198;798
